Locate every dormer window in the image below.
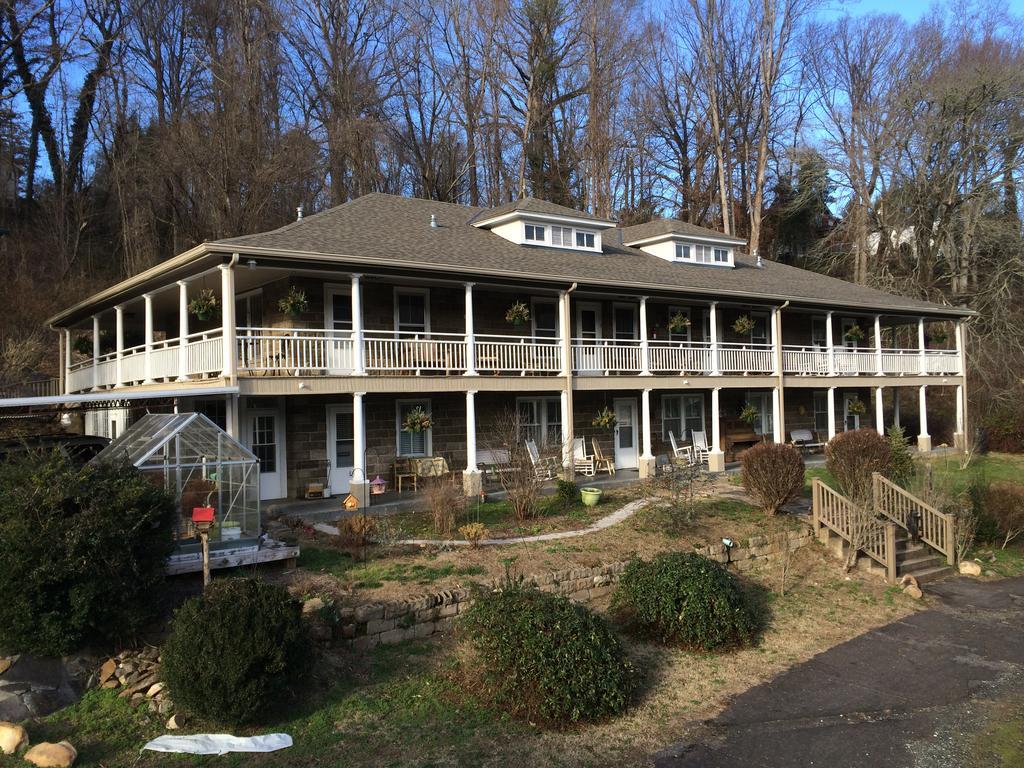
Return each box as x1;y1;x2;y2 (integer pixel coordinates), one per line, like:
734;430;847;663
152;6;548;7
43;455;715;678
675;243;691;261
714;247;728;263
551;226;572;246
524;224;546;242
575;231;595;248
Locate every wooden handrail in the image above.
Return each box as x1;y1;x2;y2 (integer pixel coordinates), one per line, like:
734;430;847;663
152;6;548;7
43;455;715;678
872;472;954;565
812;477;896;583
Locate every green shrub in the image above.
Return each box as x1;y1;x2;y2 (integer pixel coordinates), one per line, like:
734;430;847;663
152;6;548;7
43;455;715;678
825;428;892;501
886;426;916;486
554;479;578;510
162;578;313;725
741;442;804;515
459;585;633;725
0;451;176;655
612;552;760;650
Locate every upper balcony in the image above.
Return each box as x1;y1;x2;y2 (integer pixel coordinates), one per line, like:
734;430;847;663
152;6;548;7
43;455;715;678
56;271;964;396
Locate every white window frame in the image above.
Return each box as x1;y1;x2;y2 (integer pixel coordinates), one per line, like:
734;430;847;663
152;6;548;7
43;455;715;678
524;223;546;243
675;242;692;261
668;305;691;343
393;288;430;336
324;284;352;332
575;230;596;249
237;288;264;332
811;316;828;348
531;298;559;339
749;311;770;346
516;396;562;448
550;225;572;247
813;391;829;433
713;247;729;263
613;302;639;341
396;398;432;457
745;391;774;436
661;393;705;442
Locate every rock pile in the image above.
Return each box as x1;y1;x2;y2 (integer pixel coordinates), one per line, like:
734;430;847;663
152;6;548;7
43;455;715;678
93;648;174;717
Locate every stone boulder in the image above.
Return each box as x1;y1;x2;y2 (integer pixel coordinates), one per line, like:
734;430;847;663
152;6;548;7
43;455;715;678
0;721;28;754
959;560;983;576
903;584;923;600
24;741;77;768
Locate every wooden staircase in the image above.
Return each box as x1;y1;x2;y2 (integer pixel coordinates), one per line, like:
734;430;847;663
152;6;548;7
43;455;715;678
812;473;956;584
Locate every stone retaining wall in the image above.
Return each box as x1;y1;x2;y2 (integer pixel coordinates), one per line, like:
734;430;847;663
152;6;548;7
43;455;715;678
314;528;813;650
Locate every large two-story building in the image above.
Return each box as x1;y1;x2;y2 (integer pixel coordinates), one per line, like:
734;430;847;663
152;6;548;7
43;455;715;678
2;193;971;505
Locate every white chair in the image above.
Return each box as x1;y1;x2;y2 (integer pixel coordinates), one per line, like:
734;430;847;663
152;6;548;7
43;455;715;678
668;431;696;467
572;437;596;477
691;430;710;464
592;439;615;475
526;439;558;480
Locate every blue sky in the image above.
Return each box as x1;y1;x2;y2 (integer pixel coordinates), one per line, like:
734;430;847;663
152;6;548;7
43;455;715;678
820;0;1024;21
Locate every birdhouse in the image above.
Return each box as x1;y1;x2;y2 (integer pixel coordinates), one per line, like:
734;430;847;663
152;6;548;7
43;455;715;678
370;475;387;495
192;506;216;525
342;494;360;511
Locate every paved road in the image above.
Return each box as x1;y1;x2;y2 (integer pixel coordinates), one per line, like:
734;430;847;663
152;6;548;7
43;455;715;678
654;576;1024;768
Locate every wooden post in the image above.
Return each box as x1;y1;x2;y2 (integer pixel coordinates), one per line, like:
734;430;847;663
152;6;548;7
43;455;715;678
885;522;897;584
872;472;882;513
200;529;211;588
945;516;956;566
811;478;821;536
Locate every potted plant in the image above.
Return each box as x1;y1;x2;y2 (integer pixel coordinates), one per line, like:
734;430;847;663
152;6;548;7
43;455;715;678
667;312;691;334
844;324;865;343
188;289;220;321
930;328;948;345
739;403;760;427
592;406;617;430
73;335;93;356
580;487;603;506
402;406;432;433
847;398;867;416
278;285;309;318
505;301;531;328
733;314;755;335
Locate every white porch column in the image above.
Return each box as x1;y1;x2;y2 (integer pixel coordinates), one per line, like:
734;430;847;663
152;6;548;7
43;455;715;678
464;282;478;376
115;305;125;386
875;386;885;435
143;294;155;384
955;319;966;376
463;390;482;496
772;387;782;442
826;311;836;375
639;296;651;376
350;273;366;376
917;384;931;452
874;315;884;375
639;388;655;478
225;393;239;439
351;391;369;506
220;263;237;381
560;388;572;473
955;319;967;449
918;317;927;375
709;302;720;375
955;384;965;448
893;389;901;427
176;282;189;382
709;387;725;471
558;290;570;376
827;386;837;441
63;329;72;395
771;306;782;375
91;314;101;391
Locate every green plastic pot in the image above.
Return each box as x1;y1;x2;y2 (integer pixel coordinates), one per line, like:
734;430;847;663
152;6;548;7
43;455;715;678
580;487;602;507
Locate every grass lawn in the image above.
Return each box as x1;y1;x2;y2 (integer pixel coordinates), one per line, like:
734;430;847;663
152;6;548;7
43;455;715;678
1;545;919;768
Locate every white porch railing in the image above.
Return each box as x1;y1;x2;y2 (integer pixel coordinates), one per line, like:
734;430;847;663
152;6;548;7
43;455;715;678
238;328;353;374
924;350;960;374
572;338;643;374
783;345;960;376
782;347;829;375
880;348;921;375
649;341;712;374
475;334;561;374
718;342;774;374
364;331;467;373
185;330;224;377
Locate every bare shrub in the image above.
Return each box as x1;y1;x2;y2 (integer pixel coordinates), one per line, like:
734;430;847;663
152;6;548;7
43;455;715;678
423;477;465;537
482;408;544;522
741;442;805;516
338;513;376;560
458;522;489;547
643;460;711;528
825;429;892;502
912;465;976;562
984;481;1024;549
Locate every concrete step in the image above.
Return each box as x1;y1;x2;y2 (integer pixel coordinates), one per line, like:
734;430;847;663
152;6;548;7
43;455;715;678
902;565;954;584
897;553;943;572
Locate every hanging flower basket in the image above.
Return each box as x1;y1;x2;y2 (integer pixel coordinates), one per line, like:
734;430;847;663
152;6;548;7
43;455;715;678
592;406;617;431
733;314;755;335
739;403;760;426
930;329;948;345
278;285;309;318
844;324;865;342
188;289;220;321
72;335;93;356
402;406;433;433
505;301;531;327
847;398;867;416
667;312;691;334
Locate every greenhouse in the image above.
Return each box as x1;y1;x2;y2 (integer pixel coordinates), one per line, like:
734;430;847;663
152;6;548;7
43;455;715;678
91;412;296;574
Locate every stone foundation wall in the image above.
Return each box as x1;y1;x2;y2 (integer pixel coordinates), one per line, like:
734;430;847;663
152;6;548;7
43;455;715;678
310;528;814;649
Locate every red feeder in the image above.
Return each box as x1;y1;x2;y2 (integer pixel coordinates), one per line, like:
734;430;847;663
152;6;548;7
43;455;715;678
192;506;215;524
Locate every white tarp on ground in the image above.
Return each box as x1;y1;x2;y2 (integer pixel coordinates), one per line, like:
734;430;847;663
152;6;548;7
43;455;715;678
142;733;293;755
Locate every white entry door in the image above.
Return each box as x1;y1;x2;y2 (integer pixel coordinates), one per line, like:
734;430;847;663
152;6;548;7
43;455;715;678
326;404;355;496
843;393;861;432
247;408;285;500
576;302;603;374
613;398;639;469
324;286;355;373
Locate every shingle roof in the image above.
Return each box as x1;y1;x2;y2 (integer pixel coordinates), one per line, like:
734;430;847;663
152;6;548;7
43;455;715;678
619;218;747;245
214;193;967;316
469;196;613;226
